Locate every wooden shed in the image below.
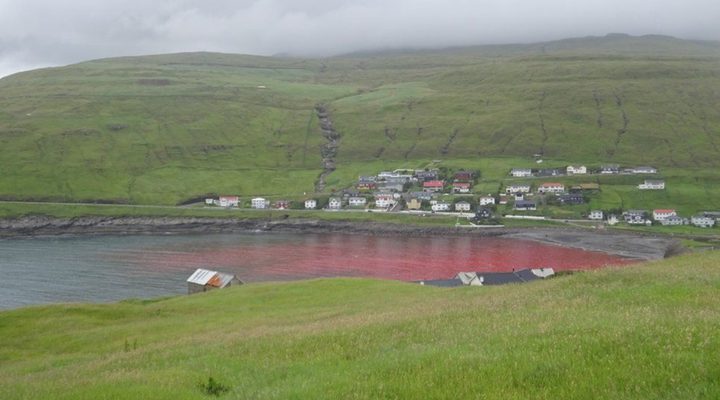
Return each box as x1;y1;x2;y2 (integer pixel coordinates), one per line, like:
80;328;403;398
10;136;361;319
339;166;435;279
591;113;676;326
187;268;242;294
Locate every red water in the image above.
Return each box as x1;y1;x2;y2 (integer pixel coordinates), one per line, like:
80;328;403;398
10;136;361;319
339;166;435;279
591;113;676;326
126;234;634;282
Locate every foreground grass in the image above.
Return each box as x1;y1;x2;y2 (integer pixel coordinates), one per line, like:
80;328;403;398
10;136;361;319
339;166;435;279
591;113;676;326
1;252;719;399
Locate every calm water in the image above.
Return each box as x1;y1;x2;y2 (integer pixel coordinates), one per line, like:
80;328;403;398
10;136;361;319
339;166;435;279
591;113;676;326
0;233;631;309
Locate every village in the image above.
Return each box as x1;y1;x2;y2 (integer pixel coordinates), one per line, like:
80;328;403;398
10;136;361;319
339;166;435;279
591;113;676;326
204;163;718;229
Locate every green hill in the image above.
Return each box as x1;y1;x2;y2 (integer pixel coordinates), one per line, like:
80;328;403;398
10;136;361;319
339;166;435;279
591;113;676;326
1;251;719;399
1;34;720;205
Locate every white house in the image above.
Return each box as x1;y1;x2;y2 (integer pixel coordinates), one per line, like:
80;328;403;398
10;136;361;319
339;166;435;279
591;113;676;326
479;196;496;206
638;180;665;190
374;195;396;209
691;215;715;228
455;201;471;212
304;199;317;209
588;210;604;220
219;196;239;208
205;198;215;206
505;184;531;194
251;197;268;209
348;197;367;207
510;168;533;177
660;216;685;226
600;164;620;174
566;165;587;175
537;182;565;194
432;202;451;212
652;209;677;221
328;197;342;209
632;166;658;174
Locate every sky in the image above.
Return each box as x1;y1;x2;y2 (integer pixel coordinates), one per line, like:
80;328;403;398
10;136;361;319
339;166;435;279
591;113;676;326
1;0;719;77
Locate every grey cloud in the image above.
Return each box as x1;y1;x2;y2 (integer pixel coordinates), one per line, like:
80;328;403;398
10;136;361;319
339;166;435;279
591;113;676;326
1;0;720;77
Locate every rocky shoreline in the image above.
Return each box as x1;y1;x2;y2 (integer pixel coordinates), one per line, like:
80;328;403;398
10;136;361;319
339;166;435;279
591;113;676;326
0;216;674;260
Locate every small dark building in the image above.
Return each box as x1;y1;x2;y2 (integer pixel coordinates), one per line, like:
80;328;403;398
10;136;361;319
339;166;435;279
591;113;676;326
558;193;584;205
535;168;564;177
514;200;537;211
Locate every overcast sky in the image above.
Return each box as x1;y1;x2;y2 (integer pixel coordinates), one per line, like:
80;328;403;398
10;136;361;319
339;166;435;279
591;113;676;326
1;0;719;77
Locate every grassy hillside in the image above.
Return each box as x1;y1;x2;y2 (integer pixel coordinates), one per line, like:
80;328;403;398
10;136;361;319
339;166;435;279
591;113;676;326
1;35;720;206
1;251;719;399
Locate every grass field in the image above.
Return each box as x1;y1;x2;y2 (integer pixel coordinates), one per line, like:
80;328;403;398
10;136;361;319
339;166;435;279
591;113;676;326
1;34;720;214
1;251;719;399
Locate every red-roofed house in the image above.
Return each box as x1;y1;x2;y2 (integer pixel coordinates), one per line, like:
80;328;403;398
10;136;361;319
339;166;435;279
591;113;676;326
537;183;565;194
653;209;677;221
423;180;445;192
219;195;239;207
452;182;471;193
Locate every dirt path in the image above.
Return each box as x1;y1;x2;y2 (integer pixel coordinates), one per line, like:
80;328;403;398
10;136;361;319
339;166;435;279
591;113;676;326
314;104;340;193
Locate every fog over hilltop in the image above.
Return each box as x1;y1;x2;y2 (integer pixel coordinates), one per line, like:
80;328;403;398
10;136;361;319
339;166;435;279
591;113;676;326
2;0;720;77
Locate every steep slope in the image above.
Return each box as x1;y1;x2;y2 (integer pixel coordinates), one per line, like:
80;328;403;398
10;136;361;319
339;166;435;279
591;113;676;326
1;35;720;204
1;251;719;399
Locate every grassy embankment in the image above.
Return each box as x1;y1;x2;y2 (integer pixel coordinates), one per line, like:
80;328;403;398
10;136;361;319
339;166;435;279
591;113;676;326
1;35;720;220
1;250;719;399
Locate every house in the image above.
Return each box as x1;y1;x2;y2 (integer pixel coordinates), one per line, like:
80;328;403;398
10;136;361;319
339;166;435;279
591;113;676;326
348;197;367;207
566;165;587;175
623;210;650;225
274;200;290;210
536;168;564;177
406;198;423;210
328;197;342;209
702;211;720;221
377;182;405;192
187;268;242;295
538;182;565;194
408;191;433;201
514;200;537;211
205;198;215;206
431;202;451;212
415;170;439;181
638;180;665;190
452;182;471;193
691;215;716;228
632;166;658;174
374;194;396;209
660;216;685;226
454;171;474;181
251;197;269;209
455;201;472;212
342;188;361;198
479;196;496;206
423;180;445;192
588;210;604;220
652;209;677;221
304;199;317;209
219;195;239;208
510;168;532;177
557;193;584;205
498;195;509;205
505;184;531;194
356;180;377;191
600;164;620;174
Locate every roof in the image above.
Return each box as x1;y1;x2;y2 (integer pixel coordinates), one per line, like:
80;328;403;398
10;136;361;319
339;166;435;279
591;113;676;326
540;182;563;187
453;182;470;187
507;183;531;187
515;200;536;207
455;201;471;205
219;195;239;200
187;268;218;285
654;209;676;213
423;180;444;187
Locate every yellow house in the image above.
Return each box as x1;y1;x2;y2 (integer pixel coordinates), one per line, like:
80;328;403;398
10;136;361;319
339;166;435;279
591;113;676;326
407;198;422;210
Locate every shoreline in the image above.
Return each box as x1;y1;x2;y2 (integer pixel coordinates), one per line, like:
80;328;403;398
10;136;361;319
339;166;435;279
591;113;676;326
0;215;674;260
